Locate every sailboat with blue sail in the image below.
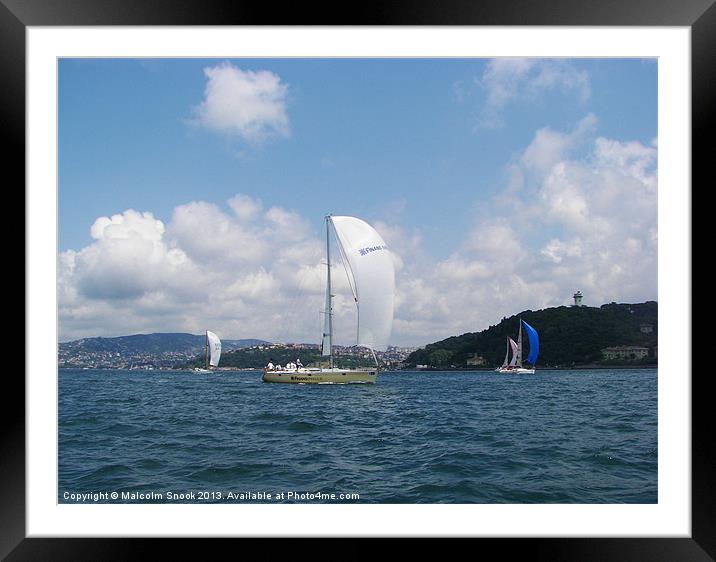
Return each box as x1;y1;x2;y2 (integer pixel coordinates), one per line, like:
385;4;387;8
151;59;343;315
496;319;539;374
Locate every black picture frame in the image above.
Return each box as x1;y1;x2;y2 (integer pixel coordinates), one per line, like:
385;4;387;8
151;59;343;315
8;0;706;558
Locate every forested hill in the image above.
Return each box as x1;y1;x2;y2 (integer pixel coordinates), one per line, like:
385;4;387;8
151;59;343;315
405;301;657;368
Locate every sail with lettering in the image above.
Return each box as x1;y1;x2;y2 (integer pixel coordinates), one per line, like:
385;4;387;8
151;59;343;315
263;214;395;384
330;215;395;352
207;330;222;367
194;330;221;373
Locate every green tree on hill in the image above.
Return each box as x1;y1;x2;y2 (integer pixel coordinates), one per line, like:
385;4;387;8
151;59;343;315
428;349;453;368
405;301;657;369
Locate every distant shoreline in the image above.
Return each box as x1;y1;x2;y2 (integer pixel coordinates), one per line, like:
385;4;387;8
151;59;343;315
401;364;656;372
59;365;656;373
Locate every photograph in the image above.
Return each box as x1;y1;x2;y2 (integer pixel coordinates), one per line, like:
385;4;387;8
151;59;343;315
57;56;658;505
11;13;705;558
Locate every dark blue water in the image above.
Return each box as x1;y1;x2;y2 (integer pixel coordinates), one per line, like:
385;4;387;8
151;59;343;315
59;369;657;503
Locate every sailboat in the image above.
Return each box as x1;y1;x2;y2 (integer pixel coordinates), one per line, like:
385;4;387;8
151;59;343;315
496;319;539;374
262;215;395;384
194;330;221;373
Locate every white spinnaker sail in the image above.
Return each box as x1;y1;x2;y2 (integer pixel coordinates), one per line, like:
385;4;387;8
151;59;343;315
330;216;395;351
508;338;519;366
207;331;222;367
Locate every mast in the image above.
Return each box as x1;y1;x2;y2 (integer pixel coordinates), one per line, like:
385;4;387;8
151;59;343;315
325;216;334;369
502;336;510;367
204;331;209;370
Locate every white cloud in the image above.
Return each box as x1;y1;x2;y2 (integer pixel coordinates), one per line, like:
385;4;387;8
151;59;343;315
264;206;312;243
59;197;358;345
383;117;656;344
70;210;191;301
521;113;597;175
464;218;524;264
190;62;290;143
477;59;591;128
227;193;262;220
540;238;584;264
169;201;269;265
60;119;657;347
432;118;657;333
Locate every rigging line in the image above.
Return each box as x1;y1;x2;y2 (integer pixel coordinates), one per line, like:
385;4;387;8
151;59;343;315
329;219;361;346
370;347;379;369
330;220;358;303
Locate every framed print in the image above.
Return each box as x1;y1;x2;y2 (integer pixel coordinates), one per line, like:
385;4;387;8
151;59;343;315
8;0;708;559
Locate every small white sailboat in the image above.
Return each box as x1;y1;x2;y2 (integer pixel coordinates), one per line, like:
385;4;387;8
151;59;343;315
262;215;395;384
194;330;221;373
496;319;539;374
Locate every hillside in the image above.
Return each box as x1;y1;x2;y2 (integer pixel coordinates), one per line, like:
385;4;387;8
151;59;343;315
59;333;269;369
60;333;267;354
405;301;657;368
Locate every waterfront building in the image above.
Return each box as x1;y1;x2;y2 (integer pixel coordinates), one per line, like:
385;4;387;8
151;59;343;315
601;346;649;361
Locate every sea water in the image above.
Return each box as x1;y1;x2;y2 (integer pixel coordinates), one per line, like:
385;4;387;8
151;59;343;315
58;368;657;503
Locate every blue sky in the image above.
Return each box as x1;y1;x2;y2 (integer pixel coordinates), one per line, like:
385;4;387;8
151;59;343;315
58;58;657;345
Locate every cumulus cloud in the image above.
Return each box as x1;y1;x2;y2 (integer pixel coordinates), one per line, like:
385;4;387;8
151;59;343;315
227;193;262;220
190;62;290;143
59;197;360;345
169;200;269;266
70;210;191;301
386;118;657;343
476;58;591;128
59;120;657;347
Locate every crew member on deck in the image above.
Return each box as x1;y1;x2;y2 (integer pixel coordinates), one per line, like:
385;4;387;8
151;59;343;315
266;359;274;371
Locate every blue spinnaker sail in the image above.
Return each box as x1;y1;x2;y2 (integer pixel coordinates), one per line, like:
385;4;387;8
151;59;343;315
522;320;539;365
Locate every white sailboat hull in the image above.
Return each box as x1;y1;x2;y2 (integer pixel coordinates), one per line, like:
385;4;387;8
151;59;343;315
496;366;535;374
262;368;378;384
193;368;213;374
